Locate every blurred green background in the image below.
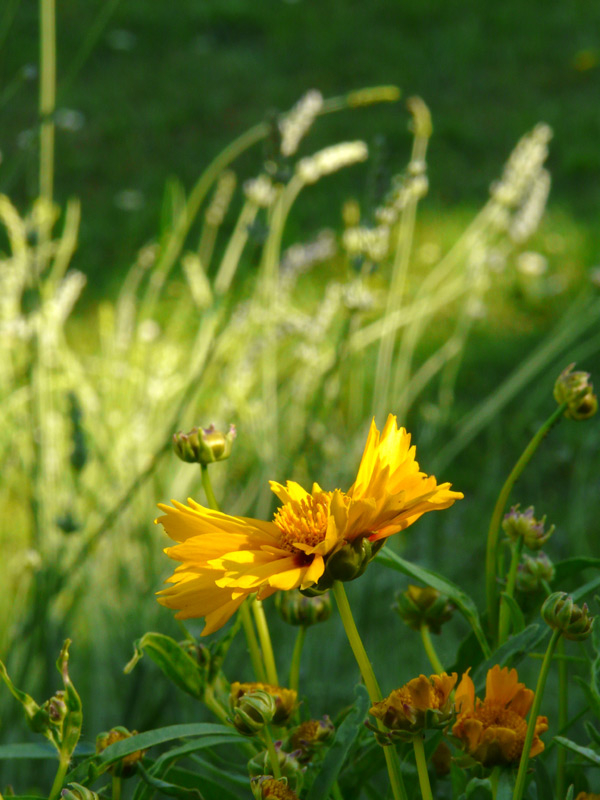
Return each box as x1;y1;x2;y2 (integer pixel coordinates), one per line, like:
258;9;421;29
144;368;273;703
2;0;600;791
1;0;599;290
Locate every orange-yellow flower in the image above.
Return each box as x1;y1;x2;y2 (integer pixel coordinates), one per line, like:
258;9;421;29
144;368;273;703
370;672;457;733
452;665;548;766
156;414;462;634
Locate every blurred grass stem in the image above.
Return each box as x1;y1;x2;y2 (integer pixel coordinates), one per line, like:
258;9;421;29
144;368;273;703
556;637;568;798
240;601;267;683
497;536;524;645
252;599;279;687
39;0;56;206
289;625;306;694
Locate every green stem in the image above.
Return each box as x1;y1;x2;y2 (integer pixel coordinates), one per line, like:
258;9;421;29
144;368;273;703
48;753;70;800
332;582;408;800
556;637;568;799
39;0;56;205
240;600;267;682
204;687;232;726
412;734;433;800
252;599;279;686
490;767;499;800
289;625;306;694
112;776;122;800
201;463;219;511
485;402;567;640
513;629;561;800
263;724;282;780
331;781;345;800
497;536;525;646
419;623;444;674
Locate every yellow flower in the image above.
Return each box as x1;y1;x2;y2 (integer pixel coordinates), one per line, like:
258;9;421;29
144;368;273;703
575;793;600;800
156;414;462;634
369;672;457;733
452;665;548;766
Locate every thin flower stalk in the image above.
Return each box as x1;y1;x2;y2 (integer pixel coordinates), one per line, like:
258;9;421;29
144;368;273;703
289;626;306;695
252;599;279;687
262;724;282;780
332;581;408;800
419;623;444;674
486;402;568;642
412;734;434;800
497;536;525;645
512;628;562;800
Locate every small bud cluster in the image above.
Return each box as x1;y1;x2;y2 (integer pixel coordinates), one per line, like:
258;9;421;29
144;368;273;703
554;363;598;421
502;505;554;550
343;225;390;263
279;90;323;157
275;589;332;627
251;777;300;800
516;552;555;593
296;141;368;185
509;168;551;244
490;123;552;210
96;726;146;777
173;423;236;465
394;585;454;634
541;592;594;641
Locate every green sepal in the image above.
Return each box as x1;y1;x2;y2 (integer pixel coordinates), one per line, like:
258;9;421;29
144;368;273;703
57;640;83;759
124;632;205;699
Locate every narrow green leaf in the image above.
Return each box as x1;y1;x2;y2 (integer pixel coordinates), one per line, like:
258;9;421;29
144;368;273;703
376;550;491;658
574;677;600;720
585;721;600;748
124;632;205;699
554;736;600;766
499;592;526;634
0;743;56;759
554;557;600;584
137;761;204;798
0;660;41;724
573;576;600;603
565;785;575;800
306;684;370;800
155;765;242;800
473;625;548;684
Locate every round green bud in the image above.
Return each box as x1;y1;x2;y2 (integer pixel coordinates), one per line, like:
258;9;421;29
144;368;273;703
554;363;598;421
248;744;304;791
516;552;555;593
96;726;146;777
541;592;594;641
275;590;332;627
61;784;100;800
173;424;236;465
229;689;276;736
502;505;554;550
394;585;454;634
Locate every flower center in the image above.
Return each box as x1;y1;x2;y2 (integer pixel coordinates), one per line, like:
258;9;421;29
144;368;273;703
274;492;330;553
473;703;528;759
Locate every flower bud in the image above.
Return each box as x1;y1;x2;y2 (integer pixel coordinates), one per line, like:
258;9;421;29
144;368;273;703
96;726;146;777
502;505;554;550
394;585;454;634
516;552;555;593
248;744;304;791
541;592;594;640
251;777;300;800
44;689;67;725
554;363;598;421
230;682;296;727
289;717;335;762
229;688;276;736
173;424;236;465
275;590;332;627
61;784;100;800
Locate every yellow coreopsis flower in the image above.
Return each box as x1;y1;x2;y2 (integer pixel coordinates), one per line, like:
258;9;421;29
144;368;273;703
370;672;458;733
156;414;463;634
452;665;548;766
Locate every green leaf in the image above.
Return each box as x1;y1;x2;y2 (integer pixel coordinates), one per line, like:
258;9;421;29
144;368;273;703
574;677;600;720
0;659;42;726
554;557;600;584
585;721;600;747
464;776;493;799
473;625;548;684
66;724;245;782
306;684;370;800
565;785;575;800
137;761;204;798
499;592;525;634
573;576;600;603
554;735;600;766
376;550;491;658
0;743;56;759
124;632;205;699
154;765;242;800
